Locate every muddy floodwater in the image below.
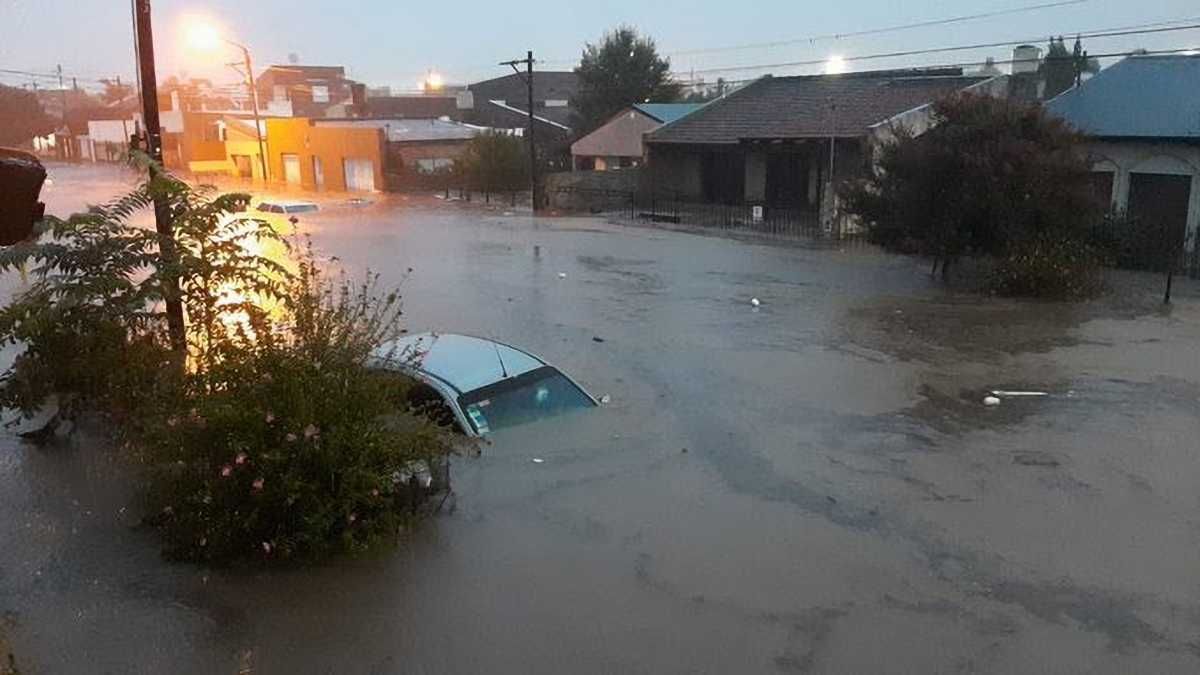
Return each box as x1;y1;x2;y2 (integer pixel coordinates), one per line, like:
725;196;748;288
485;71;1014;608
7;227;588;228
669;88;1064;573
3;164;1199;673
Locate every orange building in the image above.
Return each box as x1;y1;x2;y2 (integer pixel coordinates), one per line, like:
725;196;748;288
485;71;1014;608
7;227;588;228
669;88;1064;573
264;118;386;192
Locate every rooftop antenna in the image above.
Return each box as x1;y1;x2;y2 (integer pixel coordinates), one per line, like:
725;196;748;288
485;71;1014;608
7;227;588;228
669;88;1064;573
492;340;509;378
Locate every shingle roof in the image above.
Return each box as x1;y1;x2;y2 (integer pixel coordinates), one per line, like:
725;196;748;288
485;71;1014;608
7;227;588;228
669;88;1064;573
1044;55;1200;139
633;103;703;124
648;72;988;144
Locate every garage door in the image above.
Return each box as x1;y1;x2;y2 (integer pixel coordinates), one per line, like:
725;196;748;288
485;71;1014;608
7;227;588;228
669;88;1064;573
1129;172;1191;246
343;158;375;192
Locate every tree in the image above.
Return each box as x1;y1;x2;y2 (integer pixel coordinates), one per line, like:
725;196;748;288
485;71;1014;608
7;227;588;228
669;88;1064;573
1036;35;1075;98
456;131;529;193
98;78;134;105
572;26;682;134
0;84;56;147
841;93;1102;281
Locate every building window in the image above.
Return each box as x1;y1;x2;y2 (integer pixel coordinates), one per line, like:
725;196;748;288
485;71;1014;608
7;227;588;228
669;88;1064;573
415;158;454;174
312;85;330;103
201;122;221;142
272;85;288;101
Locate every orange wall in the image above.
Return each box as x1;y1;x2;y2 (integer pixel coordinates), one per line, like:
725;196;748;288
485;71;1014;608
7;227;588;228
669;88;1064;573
265;118;385;192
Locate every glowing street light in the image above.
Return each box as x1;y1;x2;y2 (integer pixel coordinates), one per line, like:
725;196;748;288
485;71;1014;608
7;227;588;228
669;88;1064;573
422;70;444;92
824;55;848;75
183;17;269;182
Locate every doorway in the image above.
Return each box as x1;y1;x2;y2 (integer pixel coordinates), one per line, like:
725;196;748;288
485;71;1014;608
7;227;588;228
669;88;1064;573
282;153;301;185
313;156;325;191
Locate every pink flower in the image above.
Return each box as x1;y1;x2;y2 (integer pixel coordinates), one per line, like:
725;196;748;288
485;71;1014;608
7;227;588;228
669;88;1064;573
265;412;275;424
235;453;247;465
347;513;357;524
304;424;320;440
371;489;380;497
166;417;179;427
262;541;272;554
220;465;232;477
286;433;297;442
252;477;265;491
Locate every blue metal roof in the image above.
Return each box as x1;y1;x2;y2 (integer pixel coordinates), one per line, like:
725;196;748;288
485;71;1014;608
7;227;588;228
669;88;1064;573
1045;54;1200;139
633;103;703;124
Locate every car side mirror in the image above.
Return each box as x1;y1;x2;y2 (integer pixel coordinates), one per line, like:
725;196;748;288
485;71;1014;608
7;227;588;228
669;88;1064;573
0;149;47;245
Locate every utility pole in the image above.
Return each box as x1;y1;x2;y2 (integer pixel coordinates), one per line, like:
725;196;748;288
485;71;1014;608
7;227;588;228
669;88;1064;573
134;0;186;352
56;65;66;126
235;45;270;182
499;51;538;212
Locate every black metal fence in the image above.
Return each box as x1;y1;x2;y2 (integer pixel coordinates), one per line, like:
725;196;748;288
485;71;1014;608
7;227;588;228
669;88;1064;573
1089;213;1199;280
553;186;871;245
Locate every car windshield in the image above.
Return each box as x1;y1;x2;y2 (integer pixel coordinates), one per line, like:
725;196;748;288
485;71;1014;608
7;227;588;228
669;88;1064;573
285;203;319;213
457;366;594;434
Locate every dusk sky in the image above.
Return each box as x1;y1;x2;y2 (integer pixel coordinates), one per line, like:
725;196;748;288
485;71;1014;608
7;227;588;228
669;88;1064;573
3;0;1198;93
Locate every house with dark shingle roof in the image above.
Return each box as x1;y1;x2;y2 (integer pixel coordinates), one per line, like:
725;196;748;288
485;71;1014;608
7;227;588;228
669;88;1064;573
1045;54;1200;248
571;103;702;171
644;69;1004;217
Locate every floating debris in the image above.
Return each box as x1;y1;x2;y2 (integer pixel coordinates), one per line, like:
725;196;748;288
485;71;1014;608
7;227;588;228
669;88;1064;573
750;297;761;307
983;396;1002;407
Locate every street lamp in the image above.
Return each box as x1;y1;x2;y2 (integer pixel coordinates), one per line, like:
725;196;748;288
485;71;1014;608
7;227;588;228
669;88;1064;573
185;20;270;182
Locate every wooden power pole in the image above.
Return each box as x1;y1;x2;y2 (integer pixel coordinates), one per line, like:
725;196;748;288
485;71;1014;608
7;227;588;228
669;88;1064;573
133;0;186;352
499;51;538;212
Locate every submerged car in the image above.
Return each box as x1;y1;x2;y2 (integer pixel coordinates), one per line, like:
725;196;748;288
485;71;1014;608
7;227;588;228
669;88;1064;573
254;199;319;215
369;333;597;436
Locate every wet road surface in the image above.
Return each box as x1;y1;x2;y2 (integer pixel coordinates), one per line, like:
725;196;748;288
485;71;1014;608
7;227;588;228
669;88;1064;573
2;164;1200;673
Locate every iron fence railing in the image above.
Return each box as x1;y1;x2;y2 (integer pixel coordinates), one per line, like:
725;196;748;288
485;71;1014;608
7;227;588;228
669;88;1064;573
553;186;870;245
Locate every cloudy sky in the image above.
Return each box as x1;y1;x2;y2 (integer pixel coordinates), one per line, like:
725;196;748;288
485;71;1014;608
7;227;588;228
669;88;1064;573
3;0;1198;94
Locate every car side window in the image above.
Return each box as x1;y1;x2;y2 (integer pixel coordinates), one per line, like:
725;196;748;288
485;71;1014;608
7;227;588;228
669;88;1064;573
405;382;460;431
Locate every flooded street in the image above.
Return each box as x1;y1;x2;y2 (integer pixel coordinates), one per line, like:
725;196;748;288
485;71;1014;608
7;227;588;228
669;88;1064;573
3;164;1200;673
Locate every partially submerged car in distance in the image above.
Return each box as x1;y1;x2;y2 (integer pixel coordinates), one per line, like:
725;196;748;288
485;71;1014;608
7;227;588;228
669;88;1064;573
369;333;598;436
255;199;320;215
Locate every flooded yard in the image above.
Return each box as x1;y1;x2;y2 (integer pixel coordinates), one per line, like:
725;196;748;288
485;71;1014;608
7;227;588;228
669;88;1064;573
2;164;1199;673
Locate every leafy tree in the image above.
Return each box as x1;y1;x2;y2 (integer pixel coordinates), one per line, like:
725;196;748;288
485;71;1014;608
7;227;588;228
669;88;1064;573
0;84;56;147
1041;36;1076;99
456;131;529;193
98;77;134;105
572;26;682;133
841;93;1102;284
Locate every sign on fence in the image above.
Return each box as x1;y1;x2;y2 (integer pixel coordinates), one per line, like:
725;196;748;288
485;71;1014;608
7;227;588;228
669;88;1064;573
751;205;763;223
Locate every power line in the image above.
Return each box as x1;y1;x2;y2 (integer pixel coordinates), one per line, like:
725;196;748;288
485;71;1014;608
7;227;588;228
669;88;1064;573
672;0;1095;58
676;21;1200;78
535;0;1096;66
674;46;1200;87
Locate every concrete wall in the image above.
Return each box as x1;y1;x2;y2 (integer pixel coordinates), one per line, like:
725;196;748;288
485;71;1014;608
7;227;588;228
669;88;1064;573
545;169;641;211
1085;139;1200;249
265;118;386;192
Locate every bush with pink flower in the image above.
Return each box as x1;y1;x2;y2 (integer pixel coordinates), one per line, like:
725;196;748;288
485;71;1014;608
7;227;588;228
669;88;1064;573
0;165;458;565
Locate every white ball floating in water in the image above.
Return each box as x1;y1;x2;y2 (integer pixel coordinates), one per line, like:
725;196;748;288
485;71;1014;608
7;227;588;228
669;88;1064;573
750;297;761;307
983;396;1001;407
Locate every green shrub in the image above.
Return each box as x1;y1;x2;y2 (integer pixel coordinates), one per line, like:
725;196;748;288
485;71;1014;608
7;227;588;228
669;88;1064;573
988;232;1105;299
0;160;456;565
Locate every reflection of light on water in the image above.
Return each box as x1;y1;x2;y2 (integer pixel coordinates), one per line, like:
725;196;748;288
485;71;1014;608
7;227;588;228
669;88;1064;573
190;217;298;364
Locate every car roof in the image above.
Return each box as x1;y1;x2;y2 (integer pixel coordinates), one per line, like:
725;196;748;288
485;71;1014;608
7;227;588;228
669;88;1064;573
257;199;318;207
372;332;547;394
